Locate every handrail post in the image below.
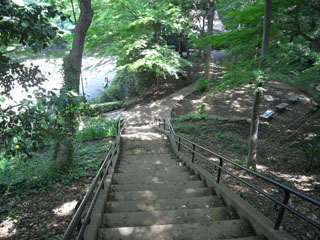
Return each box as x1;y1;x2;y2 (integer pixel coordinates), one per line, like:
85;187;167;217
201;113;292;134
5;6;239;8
178;137;181;151
163;119;166;130
216;157;223;183
192;144;195;162
274;190;290;230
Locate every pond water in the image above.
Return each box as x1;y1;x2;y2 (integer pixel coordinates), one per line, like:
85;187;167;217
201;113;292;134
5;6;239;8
3;56;116;106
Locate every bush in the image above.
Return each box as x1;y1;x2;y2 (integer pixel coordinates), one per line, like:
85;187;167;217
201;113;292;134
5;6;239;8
83;101;124;116
195;76;208;93
77;117;118;141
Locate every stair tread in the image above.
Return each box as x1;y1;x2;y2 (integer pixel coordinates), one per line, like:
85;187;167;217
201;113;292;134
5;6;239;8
103;207;230;227
99;219;255;240
119;156;176;162
113;174;199;184
115;165;188;173
109;187;212;201
223;236;266;240
111;180;205;192
106;196;224;213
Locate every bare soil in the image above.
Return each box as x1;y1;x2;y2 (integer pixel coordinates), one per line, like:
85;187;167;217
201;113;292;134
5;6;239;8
171;80;320;239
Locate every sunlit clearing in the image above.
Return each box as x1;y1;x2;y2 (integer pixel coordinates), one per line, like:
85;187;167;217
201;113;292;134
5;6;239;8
0;219;17;238
53;200;78;216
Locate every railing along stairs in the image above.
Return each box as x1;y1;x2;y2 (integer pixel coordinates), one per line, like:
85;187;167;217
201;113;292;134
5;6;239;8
62;119;124;240
154;117;320;232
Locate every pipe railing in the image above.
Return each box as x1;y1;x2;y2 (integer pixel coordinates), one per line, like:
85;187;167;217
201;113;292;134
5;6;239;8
154;117;320;231
62;119;124;240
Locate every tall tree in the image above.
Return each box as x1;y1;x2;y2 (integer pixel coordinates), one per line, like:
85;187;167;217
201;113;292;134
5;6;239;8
55;0;93;169
204;0;215;80
85;0;191;95
247;0;272;170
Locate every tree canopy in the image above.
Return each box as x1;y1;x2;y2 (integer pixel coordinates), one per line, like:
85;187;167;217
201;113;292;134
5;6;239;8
0;0;67;97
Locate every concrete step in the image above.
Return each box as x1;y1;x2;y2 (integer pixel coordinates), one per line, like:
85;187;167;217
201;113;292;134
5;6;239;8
118;159;176;166
115;164;188;174
119;153;176;162
109;187;212;201
115;166;189;176
110;180;205;192
122;139;169;148
99;219;254;240
121;147;171;155
223;236;266;240
102;207;230;228
106;196;224;213
113;173;200;185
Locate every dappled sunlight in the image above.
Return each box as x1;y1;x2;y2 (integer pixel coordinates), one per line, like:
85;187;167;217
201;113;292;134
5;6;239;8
256;164;269;172
269;171;319;192
118;227;134;236
264;94;275;102
53;200;78;217
0;218;17;238
116;83;195;124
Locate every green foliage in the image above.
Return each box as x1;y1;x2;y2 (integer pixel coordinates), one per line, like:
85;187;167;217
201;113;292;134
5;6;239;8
76;117;118;142
85;0;192;94
0;0;68;97
85;101;124;115
195;76;208;93
197;0;320;95
172;113;207;123
197;102;206;115
0;139;110;197
98;76;131;102
0;90;84;158
174;124;197;134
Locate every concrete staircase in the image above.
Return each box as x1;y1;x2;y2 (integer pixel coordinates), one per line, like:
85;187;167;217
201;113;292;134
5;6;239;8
98;126;265;240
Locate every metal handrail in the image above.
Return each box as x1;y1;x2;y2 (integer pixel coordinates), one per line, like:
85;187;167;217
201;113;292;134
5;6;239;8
154;117;320;231
62;119;124;240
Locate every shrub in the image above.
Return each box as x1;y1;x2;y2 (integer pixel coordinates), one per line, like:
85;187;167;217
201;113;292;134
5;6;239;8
195;76;208;93
83;101;124;116
77;117;118;141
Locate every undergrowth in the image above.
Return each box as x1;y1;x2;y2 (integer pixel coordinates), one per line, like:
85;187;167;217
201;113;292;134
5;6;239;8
172;113;207;123
77;117;118;141
0;139;111;199
174;122;249;161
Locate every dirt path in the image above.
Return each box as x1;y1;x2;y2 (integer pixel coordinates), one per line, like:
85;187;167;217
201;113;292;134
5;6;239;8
105;82;196;125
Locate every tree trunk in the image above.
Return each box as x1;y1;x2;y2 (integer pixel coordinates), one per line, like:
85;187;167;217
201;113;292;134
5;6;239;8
247;0;272;170
204;0;214;80
55;0;93;169
153;22;161;90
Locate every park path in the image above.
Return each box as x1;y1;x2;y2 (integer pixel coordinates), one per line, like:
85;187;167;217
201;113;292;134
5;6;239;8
105;83;196;125
97;125;260;240
89;81;292;240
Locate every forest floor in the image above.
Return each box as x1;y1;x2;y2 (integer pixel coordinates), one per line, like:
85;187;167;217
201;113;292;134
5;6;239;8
172;77;320;239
